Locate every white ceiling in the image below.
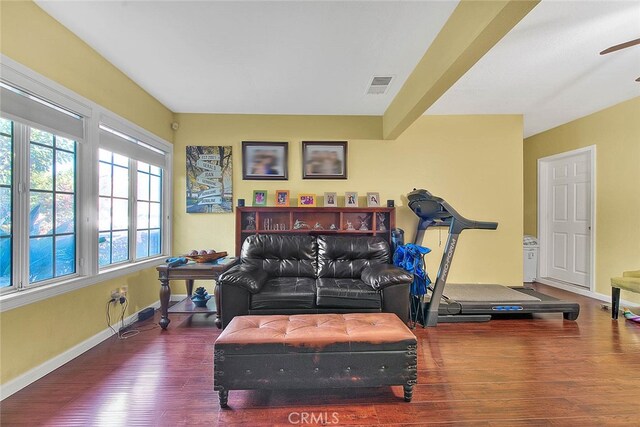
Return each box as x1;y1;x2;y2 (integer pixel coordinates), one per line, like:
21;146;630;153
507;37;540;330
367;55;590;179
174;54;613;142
35;1;640;137
428;0;640;137
35;0;458;116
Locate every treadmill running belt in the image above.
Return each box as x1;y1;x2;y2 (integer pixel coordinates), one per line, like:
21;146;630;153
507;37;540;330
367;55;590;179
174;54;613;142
444;284;541;302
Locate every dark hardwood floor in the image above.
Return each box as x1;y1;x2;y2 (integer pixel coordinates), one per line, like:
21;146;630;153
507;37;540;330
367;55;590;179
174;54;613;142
2;284;639;426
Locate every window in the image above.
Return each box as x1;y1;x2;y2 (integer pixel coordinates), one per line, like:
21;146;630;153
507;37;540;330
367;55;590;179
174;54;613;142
0;118;12;288
0;115;79;289
0;58;172;309
29;128;76;283
1;78;84;292
98;124;167;267
136;162;162;259
98;149;130;267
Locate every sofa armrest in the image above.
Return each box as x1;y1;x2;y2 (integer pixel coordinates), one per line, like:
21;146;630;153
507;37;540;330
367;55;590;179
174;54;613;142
219;264;268;294
362;264;413;290
623;270;640;278
381;282;410;322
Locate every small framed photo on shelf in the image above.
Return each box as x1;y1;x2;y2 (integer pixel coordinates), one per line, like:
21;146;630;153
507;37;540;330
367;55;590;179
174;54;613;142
302;141;347;179
252;190;267;206
345;192;358;208
299;193;317;207
275;190;290;207
366;192;380;207
324;192;337;207
242;141;288;180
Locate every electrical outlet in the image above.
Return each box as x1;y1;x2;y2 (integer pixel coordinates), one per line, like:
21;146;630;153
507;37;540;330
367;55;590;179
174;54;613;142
110;286;128;301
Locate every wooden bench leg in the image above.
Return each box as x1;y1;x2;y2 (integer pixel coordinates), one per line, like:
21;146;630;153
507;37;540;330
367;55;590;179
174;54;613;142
612;287;621;320
403;384;413;402
218;389;229;408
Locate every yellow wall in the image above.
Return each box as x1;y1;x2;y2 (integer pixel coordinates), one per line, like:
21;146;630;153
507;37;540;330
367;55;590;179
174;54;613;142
173;114;524;287
0;1;174;384
524;97;640;303
0;1;174;141
0;270;159;383
0;0;525;387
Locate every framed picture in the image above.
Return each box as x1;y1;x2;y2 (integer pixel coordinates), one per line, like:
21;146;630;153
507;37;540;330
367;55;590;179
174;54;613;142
275;190;290;207
299;193;316;207
367;192;380;207
345;192;358;208
302;141;347;179
242;142;288;180
186;146;232;213
252;190;267;206
324;192;337;207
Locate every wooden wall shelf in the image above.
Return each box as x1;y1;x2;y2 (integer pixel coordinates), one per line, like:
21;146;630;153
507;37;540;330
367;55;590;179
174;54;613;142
235;206;395;256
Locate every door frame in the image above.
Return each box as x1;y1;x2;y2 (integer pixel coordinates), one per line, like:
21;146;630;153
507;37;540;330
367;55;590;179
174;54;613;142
537;145;596;292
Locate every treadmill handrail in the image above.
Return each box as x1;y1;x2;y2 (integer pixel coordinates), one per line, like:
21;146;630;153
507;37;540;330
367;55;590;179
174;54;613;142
438;199;498;231
409;189;499;232
474;221;498;230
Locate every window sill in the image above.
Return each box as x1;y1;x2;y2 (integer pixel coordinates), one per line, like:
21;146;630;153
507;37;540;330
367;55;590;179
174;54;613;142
0;256;166;313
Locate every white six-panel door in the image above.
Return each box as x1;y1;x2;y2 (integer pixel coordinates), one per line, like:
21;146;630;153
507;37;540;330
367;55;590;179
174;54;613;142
540;149;592;289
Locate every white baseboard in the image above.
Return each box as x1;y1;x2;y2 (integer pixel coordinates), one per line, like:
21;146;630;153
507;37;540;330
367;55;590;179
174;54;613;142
536;278;638;308
0;300;161;401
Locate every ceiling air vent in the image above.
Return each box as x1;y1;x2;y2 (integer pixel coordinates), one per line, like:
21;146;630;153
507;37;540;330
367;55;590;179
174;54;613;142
366;76;393;95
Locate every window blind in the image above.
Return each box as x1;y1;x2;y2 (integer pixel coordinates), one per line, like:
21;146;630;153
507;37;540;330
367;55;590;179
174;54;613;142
99;126;166;168
0;82;84;141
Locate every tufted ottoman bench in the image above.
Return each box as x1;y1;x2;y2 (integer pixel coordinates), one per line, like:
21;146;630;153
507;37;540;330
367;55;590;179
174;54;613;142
213;313;417;407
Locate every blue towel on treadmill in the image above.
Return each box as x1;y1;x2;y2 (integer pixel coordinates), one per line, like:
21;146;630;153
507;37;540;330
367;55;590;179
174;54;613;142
166;257;188;268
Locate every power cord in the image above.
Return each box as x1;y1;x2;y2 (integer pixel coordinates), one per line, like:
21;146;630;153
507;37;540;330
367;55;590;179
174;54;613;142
106;296;131;339
106;296;159;339
106;299;119;336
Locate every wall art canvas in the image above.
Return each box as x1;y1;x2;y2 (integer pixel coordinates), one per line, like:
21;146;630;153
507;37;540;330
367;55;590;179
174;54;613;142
186;146;233;213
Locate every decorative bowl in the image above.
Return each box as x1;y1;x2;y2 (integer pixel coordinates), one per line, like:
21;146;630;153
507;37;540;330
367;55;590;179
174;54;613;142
184;251;228;263
192;295;211;308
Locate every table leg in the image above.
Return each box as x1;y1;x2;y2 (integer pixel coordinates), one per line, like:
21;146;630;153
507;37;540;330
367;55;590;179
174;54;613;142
186;279;194;296
215;281;222;329
159;275;171;329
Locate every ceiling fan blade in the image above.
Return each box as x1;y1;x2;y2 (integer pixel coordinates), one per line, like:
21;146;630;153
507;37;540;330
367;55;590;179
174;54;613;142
600;37;640;55
636;77;640;82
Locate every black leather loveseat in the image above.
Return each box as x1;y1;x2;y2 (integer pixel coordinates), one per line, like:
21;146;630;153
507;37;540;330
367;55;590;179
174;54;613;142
218;234;412;328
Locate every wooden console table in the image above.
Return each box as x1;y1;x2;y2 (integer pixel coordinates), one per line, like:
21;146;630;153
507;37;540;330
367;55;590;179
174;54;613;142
156;260;237;330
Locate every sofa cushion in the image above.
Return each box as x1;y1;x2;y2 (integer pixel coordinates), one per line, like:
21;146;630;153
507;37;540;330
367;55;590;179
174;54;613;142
242;234;317;278
251;277;317;310
316;278;381;309
317;235;390;279
215;313;417;354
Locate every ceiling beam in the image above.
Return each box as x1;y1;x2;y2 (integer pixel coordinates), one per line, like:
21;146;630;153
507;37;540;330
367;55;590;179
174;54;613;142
382;0;539;140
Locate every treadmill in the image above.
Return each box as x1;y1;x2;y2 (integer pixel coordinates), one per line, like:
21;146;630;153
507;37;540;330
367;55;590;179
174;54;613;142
407;189;580;327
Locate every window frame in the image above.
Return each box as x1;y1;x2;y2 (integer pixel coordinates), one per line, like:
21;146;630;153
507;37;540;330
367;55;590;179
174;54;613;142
98;149;132;268
27;129;78;284
0;118;14;289
0;55;173;311
134;162;163;260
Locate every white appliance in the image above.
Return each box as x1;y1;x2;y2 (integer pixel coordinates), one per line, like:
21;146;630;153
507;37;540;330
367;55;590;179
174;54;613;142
523;235;539;283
